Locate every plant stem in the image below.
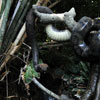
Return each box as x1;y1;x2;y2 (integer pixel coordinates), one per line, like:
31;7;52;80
32;78;61;100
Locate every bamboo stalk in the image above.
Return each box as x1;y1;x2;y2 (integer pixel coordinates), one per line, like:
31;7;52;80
0;0;28;54
13;0;32;37
0;0;6;18
8;0;22;28
0;0;49;72
0;0;29;68
0;23;26;71
0;0;29;67
0;0;12;48
0;11;4;27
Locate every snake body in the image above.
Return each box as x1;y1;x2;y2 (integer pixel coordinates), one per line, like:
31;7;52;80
26;6;53;71
71;16;100;63
26;4;100;67
46;24;71;41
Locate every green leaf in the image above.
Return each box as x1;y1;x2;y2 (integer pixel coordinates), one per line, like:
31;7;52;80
24;62;40;84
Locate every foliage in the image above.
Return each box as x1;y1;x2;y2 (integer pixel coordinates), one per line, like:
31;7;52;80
24;59;45;84
40;43;89;98
24;61;40;84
